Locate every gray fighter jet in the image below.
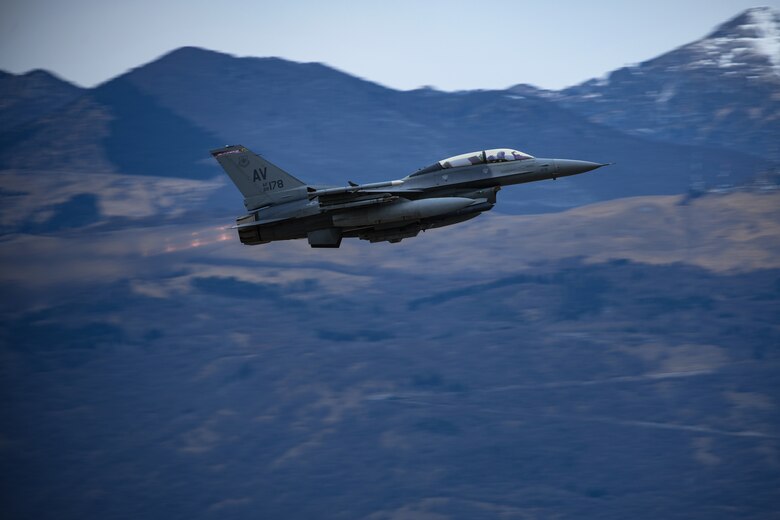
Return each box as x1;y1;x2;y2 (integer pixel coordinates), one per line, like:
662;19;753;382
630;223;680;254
211;145;607;248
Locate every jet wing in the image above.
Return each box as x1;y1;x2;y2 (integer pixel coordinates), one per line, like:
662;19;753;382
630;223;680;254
231;216;288;229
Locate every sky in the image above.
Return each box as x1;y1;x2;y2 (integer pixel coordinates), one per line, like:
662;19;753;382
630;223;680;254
1;0;778;91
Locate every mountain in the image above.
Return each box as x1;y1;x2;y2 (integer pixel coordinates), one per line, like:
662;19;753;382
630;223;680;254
0;46;773;215
0;76;222;179
0;69;83;130
546;7;780;161
122;47;768;187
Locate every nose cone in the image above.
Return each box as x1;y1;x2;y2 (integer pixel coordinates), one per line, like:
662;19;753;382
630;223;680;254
554;159;607;177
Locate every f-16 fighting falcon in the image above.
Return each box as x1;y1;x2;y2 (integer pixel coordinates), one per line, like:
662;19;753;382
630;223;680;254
211;145;607;248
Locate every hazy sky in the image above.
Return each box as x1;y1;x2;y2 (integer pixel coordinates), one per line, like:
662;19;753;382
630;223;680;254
1;0;778;91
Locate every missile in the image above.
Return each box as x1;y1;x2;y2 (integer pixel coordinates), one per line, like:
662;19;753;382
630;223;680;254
309;180;404;198
332;197;474;227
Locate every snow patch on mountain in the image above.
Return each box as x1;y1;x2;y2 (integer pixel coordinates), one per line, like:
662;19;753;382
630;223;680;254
688;6;780;76
748;7;780;71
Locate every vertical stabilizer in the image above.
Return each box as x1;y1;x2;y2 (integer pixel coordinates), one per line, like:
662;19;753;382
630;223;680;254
210;145;306;209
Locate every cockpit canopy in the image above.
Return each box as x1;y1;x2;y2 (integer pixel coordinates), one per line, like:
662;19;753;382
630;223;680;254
411;148;534;177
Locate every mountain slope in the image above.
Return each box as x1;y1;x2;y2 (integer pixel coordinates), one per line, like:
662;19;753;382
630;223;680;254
552;7;780;161
1;191;779;519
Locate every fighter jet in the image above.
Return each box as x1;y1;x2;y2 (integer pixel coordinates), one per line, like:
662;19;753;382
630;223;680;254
211;145;607;248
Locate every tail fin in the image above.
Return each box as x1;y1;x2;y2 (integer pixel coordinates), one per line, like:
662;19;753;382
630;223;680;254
210;145;307;210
